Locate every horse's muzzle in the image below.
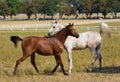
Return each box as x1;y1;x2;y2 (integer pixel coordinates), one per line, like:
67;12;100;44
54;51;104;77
75;34;79;38
48;33;51;37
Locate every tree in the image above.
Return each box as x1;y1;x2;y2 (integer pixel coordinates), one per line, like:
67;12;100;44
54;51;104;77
57;0;67;19
111;0;120;18
63;5;77;19
32;0;40;20
93;0;100;18
0;1;11;19
98;0;110;19
38;0;59;20
57;0;77;19
68;0;83;19
46;0;59;19
81;0;94;19
6;0;20;19
64;5;71;18
38;0;48;19
19;1;38;19
70;6;77;19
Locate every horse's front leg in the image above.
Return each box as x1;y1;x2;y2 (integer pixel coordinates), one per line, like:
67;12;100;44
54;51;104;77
66;48;73;74
52;64;59;74
52;54;68;75
31;52;39;73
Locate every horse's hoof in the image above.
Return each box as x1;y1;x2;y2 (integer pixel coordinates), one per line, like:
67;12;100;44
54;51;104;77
13;72;16;75
64;72;69;76
99;68;102;72
88;68;93;72
67;70;71;74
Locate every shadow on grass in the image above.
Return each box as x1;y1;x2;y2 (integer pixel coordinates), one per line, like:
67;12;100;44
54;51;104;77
43;68;65;76
43;69;52;75
43;69;57;76
88;66;120;74
4;66;120;76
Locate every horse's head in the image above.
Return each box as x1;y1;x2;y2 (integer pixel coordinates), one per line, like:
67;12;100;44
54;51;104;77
48;21;65;36
66;23;79;38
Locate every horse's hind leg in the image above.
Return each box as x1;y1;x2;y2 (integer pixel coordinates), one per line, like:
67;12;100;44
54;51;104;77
89;48;98;71
31;52;39;73
98;54;102;71
13;54;30;75
96;46;102;71
89;44;102;72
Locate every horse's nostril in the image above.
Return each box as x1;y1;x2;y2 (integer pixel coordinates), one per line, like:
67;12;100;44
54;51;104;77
76;34;79;38
48;33;51;36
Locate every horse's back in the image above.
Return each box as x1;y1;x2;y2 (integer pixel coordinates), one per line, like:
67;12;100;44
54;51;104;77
22;36;63;55
64;31;101;49
21;36;45;52
86;31;101;42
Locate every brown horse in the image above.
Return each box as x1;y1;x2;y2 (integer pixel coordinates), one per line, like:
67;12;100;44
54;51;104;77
10;23;79;75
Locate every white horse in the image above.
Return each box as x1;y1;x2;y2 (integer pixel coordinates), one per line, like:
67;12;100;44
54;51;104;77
48;21;109;73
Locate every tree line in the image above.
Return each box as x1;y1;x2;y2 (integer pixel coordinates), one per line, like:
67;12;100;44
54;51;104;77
0;0;120;20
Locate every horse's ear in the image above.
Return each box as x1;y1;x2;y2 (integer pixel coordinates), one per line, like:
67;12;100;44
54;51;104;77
51;21;57;24
55;21;57;23
72;23;74;26
69;23;74;26
69;23;72;25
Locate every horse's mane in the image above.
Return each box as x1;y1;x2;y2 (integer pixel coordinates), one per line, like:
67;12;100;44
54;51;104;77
49;27;66;38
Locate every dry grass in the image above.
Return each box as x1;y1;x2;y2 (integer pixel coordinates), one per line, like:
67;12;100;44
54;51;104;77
0;22;120;82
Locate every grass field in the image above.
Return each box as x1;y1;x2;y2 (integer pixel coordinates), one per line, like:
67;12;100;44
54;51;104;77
0;22;120;82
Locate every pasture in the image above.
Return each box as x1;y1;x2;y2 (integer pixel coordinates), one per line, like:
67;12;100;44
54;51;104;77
0;21;120;82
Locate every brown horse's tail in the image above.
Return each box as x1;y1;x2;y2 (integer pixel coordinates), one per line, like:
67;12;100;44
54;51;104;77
10;36;22;48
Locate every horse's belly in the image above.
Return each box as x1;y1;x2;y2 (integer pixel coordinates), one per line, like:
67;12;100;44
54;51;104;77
73;41;87;49
36;47;53;56
73;44;86;50
36;51;53;56
73;47;86;50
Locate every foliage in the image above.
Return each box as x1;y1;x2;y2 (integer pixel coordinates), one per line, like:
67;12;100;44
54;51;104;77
6;0;20;19
81;0;94;18
111;0;120;18
0;0;120;19
57;0;68;19
19;1;38;19
64;5;77;18
0;0;11;19
98;0;110;18
38;0;59;19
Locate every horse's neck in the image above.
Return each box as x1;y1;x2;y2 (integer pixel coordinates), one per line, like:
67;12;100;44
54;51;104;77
54;28;68;45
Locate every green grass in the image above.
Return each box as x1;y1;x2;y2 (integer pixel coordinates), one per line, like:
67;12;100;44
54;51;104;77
0;25;120;82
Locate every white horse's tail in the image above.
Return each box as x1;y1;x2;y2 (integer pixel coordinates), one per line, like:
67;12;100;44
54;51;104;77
99;22;111;37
